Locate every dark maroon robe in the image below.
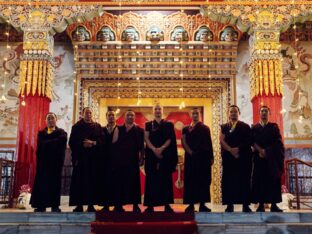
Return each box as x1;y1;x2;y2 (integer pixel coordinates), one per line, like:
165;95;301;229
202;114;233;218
144;120;178;206
110;125;144;205
182;122;214;204
69;119;104;206
251;122;285;204
98;125;117;206
221;121;252;205
30;127;67;208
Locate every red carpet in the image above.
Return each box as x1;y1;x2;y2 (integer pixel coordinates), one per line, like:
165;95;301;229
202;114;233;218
91;212;197;234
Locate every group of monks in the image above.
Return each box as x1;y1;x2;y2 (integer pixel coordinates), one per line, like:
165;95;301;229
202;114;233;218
29;104;285;213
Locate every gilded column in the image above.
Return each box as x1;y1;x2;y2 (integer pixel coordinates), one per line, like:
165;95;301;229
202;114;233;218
248;29;284;133
0;2;102;198
15;29;54;195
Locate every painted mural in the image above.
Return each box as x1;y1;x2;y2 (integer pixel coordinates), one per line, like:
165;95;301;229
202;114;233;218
281;41;312;140
50;43;75;135
236;41;312;140
0;43;22;138
236;41;253;126
0;43;74;140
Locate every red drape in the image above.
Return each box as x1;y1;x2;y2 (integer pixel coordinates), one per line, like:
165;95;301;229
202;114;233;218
251;94;286;185
251;94;283;133
14;95;50;196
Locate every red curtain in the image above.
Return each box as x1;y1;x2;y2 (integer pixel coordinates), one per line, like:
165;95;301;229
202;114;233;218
251;94;283;133
252;94;286;185
14;95;50;196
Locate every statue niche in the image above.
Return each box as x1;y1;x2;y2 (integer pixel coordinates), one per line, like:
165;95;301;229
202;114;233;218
220;26;238;42
171;26;189;42
146;26;164;41
97;26;115;42
121;27;139;42
72;26;91;42
195;26;213;42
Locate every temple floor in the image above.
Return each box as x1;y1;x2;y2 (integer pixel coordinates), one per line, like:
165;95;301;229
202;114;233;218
0;205;311;234
0;198;311;234
0;204;311;213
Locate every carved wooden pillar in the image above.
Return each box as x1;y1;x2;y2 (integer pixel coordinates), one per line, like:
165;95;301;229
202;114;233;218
0;3;101;198
248;29;284;133
14;29;54;196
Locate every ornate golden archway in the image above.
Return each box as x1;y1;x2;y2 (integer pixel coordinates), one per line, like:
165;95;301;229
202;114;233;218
70;10;238;204
78;77;232;204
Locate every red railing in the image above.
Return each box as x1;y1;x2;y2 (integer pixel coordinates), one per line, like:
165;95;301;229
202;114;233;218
285;158;312;209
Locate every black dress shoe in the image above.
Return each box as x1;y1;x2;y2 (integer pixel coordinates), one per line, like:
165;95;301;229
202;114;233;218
51;207;61;212
256;204;265;212
73;206;83;212
164;205;174;213
144;206;154;213
270;204;283;212
133;205;141;213
242;205;252;213
87;206;96;212
113;206;125;212
101;206;110;212
34;208;46;212
199;205;211;212
185;205;195;213
225;205;234;212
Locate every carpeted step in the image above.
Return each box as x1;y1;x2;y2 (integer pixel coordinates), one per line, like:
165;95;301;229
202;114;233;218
92;212;197;234
91;221;197;234
96;211;194;222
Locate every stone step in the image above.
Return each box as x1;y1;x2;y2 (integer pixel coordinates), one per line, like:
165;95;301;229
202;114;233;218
0;223;91;234
0;212;95;223
197;223;312;234
0;212;310;234
0;212;310;224
195;212;312;224
0;213;94;234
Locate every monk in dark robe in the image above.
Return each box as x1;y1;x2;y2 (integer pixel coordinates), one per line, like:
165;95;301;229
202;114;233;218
110;110;144;212
182;108;214;213
220;105;253;212
144;104;178;213
30;112;67;212
98;110;117;211
69;107;104;212
251;106;284;212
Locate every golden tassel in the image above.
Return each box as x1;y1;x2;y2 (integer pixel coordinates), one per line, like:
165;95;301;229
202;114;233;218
279;61;283;95
274;60;281;95
46;63;53;100
259;60;263;96
250;65;255;99
26;60;33;96
255;61;259;97
269;60;275;96
42;60;47;97
18;60;26;96
32;60;39;96
263;60;269;96
38;61;43;96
